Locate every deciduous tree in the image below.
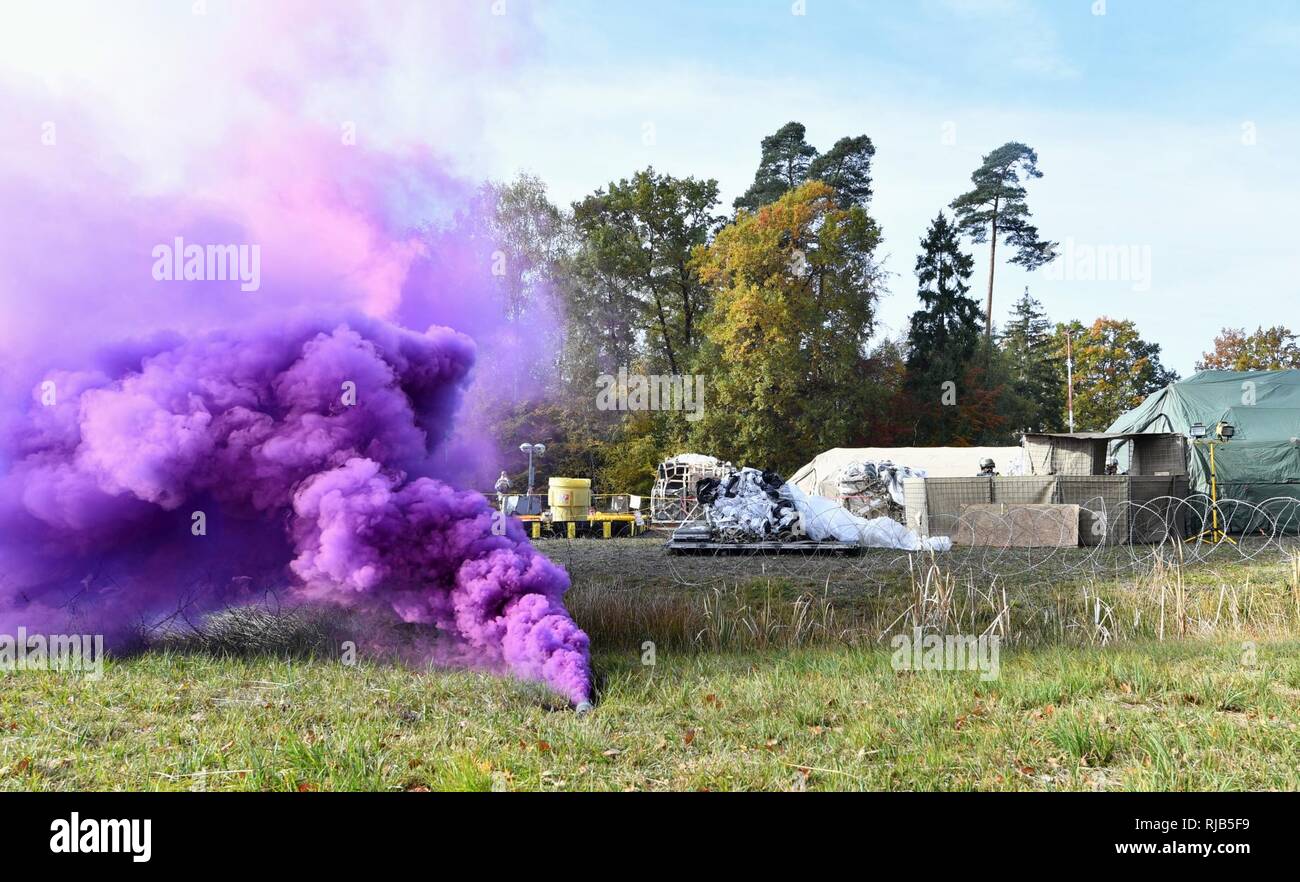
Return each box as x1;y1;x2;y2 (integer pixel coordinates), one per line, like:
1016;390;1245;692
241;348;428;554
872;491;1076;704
692;181;884;471
573;168;723;375
1056;317;1178;430
1196;325;1300;371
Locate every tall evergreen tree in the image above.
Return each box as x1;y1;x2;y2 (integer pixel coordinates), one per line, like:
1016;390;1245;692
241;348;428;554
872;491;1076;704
1000;288;1065;432
808;134;876;209
904;212;984;443
950;142;1058;339
734;123;877;213
734;122;819;212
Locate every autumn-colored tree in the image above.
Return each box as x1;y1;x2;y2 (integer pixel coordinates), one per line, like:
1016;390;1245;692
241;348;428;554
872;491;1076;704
1056;317;1178;430
691;181;884;471
1196;325;1300;371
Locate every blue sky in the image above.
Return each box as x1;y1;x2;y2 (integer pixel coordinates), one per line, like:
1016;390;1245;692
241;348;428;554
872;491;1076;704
478;0;1300;374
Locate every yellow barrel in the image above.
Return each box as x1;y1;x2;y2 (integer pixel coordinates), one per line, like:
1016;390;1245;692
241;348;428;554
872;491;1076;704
548;477;591;521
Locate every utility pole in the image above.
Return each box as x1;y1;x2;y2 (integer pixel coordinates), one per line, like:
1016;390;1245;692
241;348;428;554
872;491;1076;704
1065;329;1075;433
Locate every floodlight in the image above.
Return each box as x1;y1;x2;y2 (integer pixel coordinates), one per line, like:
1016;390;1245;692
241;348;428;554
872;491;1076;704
519;442;545;498
1218;422;1235;440
1189;422;1207;439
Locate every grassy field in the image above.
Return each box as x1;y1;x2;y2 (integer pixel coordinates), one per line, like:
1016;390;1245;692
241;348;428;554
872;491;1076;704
2;641;1298;791
3;537;1300;791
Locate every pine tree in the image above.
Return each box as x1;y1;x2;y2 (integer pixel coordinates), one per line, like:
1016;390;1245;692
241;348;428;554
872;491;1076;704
950;142;1058;339
734;122;819;212
734;123;876;213
1000;288;1065;432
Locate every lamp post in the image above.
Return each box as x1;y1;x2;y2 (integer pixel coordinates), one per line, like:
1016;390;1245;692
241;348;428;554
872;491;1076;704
1189;422;1236;545
519;442;545;513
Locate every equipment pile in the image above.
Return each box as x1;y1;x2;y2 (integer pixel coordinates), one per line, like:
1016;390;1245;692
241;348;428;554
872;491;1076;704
697;468;802;541
674;466;951;553
835;460;925;521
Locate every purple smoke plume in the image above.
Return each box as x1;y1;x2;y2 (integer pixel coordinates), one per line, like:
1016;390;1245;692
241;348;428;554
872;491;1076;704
0;4;591;704
0;315;591;704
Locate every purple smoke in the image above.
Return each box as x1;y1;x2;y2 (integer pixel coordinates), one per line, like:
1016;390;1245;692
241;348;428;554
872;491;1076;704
0;5;591;703
0;315;591;704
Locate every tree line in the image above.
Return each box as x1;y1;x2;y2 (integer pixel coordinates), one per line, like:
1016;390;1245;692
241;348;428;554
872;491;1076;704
466;121;1294;493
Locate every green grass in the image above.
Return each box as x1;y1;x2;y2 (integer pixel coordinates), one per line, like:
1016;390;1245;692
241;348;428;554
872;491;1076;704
3;640;1299;791
5;540;1299;791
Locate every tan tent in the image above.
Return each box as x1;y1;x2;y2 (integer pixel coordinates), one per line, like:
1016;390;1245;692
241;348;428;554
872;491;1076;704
789;446;1024;498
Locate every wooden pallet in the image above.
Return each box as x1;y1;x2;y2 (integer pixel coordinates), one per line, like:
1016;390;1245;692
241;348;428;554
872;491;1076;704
665;538;862;555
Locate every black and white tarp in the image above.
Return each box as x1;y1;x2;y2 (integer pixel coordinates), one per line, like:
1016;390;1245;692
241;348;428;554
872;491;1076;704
697;466;951;551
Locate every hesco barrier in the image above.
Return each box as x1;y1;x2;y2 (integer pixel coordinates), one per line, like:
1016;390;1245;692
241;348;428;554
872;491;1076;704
904;475;1190;546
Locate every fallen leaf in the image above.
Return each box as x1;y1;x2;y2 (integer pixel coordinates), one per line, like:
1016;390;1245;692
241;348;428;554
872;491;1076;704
683;729;696;746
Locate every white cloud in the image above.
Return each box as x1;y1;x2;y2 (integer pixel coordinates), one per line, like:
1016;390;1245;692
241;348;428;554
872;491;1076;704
926;0;1080;80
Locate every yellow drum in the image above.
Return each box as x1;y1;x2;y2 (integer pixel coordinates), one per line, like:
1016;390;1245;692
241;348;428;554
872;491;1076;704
547;477;591;521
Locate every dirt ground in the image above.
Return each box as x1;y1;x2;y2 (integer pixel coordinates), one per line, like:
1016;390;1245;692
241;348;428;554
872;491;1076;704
540;530;1285;589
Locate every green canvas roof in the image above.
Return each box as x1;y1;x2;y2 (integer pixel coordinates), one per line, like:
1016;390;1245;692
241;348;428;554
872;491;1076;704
1108;369;1300;441
1108;371;1300;523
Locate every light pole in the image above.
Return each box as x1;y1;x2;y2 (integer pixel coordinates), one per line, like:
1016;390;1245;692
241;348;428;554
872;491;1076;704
1065;329;1075;433
519;442;545;513
1189;421;1236;545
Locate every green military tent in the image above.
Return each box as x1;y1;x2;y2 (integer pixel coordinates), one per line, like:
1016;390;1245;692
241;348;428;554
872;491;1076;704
1107;370;1300;525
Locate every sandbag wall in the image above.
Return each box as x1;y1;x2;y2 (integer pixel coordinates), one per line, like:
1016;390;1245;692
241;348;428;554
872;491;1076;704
904;475;1189;546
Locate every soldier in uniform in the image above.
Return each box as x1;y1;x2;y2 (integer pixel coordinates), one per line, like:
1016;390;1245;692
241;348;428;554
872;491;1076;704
494;470;511;510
